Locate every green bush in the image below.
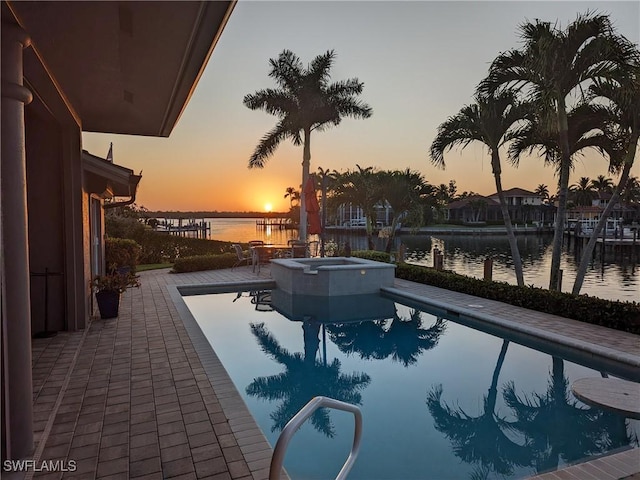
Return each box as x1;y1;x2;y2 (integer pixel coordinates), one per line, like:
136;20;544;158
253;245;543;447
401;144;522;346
172;253;237;273
105;238;141;273
395;263;640;334
352;250;391;263
130;230;234;264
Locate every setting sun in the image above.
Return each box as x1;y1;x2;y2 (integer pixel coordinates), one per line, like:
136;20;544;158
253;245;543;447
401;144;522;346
264;203;273;212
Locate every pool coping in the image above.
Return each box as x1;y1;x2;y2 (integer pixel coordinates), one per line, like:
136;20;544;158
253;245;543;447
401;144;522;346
381;286;640;381
167;279;287;480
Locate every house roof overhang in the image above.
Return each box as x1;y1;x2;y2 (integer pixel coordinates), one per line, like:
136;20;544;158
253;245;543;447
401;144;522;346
82;150;141;203
4;0;235;137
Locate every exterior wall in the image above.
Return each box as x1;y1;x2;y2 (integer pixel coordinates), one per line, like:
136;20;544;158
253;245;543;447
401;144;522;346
25;99;66;333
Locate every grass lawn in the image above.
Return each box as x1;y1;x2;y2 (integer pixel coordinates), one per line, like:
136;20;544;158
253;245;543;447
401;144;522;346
138;263;173;272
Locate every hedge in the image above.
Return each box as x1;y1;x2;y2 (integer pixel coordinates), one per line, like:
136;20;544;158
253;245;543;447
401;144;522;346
172;253;237;273
127;230;235;264
394;262;640;334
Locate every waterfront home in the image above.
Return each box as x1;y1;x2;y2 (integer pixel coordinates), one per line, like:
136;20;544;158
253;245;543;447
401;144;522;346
1;0;235;461
445;195;501;223
487;187;554;225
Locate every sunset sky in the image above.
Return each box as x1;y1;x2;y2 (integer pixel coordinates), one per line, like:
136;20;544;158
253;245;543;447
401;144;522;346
82;1;640;213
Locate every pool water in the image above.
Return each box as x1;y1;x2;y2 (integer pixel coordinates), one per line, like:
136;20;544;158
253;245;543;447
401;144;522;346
183;291;638;480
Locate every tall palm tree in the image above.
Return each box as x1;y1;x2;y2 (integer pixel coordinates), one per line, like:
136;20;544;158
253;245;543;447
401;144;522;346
380;169;426;253
334;165;384;249
430;91;528;286
572;65;640;294
590;175;614;194
570;177;596;206
244;50;372;240
479;12;636;290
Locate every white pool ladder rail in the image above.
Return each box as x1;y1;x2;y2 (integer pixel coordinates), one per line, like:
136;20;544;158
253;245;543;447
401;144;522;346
269;396;363;480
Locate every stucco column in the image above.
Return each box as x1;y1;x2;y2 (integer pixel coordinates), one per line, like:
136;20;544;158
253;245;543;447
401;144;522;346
1;22;34;459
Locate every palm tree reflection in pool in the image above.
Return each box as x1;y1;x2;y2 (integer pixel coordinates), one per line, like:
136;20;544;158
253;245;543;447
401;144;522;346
246;321;370;437
503;357;634;475
328;309;447;367
426;341;532;478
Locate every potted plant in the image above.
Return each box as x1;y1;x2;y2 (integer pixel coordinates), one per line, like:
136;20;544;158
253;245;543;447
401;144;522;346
91;272;140;319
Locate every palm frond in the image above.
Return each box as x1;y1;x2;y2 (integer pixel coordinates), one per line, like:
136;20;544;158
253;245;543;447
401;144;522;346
248;122;292;168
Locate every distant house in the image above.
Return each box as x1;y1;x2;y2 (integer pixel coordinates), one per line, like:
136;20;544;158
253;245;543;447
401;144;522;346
1;1;235;461
336;202;391;227
487;187;550;224
446;195;501;223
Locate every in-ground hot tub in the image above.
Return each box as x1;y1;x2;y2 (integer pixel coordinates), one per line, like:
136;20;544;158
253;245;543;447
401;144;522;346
270;256;396;296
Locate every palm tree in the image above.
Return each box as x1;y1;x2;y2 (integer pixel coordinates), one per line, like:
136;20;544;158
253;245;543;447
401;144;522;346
534;184;550;203
570;177;596;206
430;91;528;286
572;65;640;294
316;167;339;256
284;186;300;208
380;169;426;253
621;175;640;205
590;175;614;195
334;165;384;249
479;12;636;290
244;50;372;240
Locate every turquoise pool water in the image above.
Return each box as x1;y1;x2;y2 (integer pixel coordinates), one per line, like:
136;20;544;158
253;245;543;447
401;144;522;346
183;291;638;480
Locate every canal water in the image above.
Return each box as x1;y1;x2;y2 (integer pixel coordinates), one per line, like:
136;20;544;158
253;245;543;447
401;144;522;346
185;218;639;303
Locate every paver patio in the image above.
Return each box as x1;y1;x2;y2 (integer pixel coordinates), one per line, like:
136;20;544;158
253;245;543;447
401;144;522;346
18;265;640;479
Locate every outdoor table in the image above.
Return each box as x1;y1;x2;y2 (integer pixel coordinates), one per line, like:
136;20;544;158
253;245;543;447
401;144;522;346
251;244;292;273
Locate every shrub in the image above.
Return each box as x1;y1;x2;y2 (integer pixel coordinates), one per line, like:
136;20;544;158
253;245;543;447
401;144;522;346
105;238;141;273
172;253;237;273
352;250;391;263
130;230;234;264
395;263;640;334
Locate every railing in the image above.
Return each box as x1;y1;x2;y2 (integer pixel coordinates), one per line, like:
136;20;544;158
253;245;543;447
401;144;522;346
269;396;363;480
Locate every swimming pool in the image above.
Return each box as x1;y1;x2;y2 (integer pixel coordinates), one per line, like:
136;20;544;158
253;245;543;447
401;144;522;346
183;290;638;480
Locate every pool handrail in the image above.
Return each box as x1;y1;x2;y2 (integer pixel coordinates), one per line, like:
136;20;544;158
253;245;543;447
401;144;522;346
269;396;363;480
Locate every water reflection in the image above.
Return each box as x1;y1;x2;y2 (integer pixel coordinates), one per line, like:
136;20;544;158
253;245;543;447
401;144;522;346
427;341;531;478
327;309;447;367
504;358;634;474
428;352;636;478
246;321;370;437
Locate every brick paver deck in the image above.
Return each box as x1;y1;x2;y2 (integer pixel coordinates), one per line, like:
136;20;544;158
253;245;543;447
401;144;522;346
21;265;639;480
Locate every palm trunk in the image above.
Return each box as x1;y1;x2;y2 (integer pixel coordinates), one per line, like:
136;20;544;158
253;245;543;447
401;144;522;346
300;128;311;241
572;146;636;294
385;216;399;253
549;101;571;291
492;151;525;286
366;216;375;250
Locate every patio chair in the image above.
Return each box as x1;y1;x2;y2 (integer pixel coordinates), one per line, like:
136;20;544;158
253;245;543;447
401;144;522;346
232;244;252;269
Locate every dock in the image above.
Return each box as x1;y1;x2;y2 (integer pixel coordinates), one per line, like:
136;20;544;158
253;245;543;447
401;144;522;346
155;218;210;238
255;218;295;230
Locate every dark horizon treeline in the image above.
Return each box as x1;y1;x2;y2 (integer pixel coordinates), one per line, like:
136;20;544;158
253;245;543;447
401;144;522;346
149;211;288;219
